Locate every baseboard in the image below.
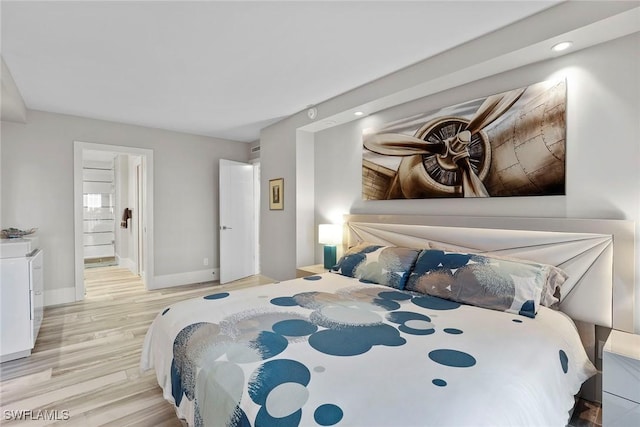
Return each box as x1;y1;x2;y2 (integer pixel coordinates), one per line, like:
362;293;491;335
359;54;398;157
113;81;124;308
151;268;220;290
117;256;136;273
43;269;220;304
44;287;76;306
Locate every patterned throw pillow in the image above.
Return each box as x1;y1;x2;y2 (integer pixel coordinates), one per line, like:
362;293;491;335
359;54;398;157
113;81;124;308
426;243;568;308
332;243;420;290
405;249;549;318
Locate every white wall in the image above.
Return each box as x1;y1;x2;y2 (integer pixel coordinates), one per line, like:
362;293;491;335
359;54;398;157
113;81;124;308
259;5;640;331
296;130;315;268
128;154;142;276
315;34;639;221
1;110;250;304
249;140;261;161
260;111;309;280
259;1;639;282
314;34;640;330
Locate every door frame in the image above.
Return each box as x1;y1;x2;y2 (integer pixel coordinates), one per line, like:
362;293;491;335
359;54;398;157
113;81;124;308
251;159;260;275
73;141;154;300
135;160;144;276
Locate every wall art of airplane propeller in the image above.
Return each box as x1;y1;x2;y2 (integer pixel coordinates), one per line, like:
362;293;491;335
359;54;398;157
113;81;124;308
364;87;527;198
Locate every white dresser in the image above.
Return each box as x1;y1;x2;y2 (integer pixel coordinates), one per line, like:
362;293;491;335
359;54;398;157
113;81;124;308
0;237;44;362
603;330;640;426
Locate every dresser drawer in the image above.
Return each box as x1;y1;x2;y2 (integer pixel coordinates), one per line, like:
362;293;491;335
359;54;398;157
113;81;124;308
603;391;640;427
603;331;640;404
604;351;640;403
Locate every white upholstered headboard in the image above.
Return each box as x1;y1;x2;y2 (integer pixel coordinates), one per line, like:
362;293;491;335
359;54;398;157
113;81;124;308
345;215;635;332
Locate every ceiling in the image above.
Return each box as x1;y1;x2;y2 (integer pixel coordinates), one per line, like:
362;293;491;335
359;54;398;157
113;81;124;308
1;1;562;143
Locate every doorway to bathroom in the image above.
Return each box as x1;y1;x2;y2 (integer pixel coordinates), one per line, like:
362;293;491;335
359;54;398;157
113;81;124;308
74;141;154;301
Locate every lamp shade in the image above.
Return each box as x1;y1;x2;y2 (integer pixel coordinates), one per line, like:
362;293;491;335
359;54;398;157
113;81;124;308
318;224;342;245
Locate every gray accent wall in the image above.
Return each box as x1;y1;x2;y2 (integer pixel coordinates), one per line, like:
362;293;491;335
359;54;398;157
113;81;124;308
1;110;250;303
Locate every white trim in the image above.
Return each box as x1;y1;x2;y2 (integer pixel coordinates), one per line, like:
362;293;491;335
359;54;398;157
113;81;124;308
44;287;76;307
1;349;31;363
152;268;220;290
253;161;261;274
74;141;155;301
73;143;84;301
117;255;136;274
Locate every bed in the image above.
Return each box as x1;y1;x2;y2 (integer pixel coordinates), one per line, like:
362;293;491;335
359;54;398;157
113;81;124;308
141;215;635;427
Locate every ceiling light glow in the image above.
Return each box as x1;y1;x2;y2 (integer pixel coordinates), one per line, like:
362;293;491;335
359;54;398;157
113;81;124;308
551;41;573;52
354;111;364;116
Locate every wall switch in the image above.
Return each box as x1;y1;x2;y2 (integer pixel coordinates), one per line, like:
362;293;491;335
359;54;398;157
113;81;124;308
203;258;209;266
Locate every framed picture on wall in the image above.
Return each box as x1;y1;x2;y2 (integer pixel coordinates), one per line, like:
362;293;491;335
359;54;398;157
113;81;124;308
269;178;284;210
362;78;566;200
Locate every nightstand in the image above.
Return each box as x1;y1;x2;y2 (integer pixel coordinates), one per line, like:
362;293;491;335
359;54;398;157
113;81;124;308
603;330;640;426
296;264;329;278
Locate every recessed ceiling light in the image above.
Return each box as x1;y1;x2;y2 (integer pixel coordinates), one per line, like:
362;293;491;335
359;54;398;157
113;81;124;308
551;41;573;52
354;111;364;116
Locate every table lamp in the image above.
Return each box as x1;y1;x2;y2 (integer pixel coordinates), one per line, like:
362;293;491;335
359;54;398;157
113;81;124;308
318;224;342;269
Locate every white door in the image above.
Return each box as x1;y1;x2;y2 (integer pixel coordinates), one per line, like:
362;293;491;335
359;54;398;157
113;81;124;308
219;159;256;284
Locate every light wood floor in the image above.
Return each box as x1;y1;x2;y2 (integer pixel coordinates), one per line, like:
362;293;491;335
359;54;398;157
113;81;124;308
0;267;273;426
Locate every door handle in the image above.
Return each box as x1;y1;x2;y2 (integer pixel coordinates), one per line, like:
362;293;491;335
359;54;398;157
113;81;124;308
220;226;233;230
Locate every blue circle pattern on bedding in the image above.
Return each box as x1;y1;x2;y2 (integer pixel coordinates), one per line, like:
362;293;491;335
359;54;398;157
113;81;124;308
168;275;569;426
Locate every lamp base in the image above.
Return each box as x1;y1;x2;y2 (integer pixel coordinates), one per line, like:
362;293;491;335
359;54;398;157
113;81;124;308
323;245;337;269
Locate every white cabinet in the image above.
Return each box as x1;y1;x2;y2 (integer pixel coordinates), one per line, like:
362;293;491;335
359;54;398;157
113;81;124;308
0;237;44;362
603;330;640;426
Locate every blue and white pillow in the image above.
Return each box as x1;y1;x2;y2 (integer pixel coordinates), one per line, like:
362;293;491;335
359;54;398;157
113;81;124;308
425;243;568;308
332;243;420;290
405;249;550;318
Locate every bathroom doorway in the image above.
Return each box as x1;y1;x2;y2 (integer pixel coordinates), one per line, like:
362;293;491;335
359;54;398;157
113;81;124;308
74;141;154;301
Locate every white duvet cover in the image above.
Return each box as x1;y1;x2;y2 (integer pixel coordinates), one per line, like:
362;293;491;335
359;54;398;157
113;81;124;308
141;273;596;427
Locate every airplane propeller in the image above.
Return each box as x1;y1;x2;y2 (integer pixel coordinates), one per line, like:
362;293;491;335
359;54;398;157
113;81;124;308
364;87;526;197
